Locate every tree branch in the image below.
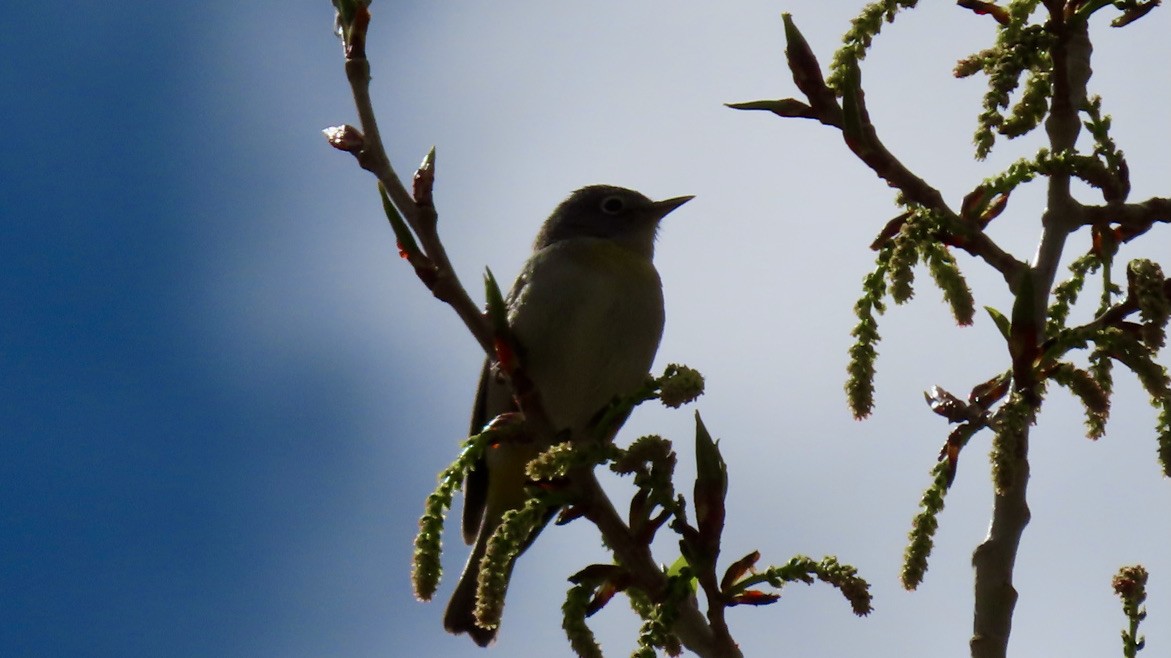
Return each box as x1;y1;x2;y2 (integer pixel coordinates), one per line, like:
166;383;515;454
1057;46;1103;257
332;8;494;356
731;15;1028;288
971;13;1092;658
969;419;1031;658
328;7;729;655
1082;196;1171;241
574;469;737;658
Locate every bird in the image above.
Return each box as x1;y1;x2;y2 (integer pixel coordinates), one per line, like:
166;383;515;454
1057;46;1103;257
443;184;692;645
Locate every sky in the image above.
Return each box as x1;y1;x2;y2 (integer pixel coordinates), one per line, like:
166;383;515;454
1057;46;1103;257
2;2;1169;657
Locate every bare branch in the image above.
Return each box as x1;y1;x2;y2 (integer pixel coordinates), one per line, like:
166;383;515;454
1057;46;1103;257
329;8;731;655
333;7;494;356
1083;196;1171;241
972;14;1093;658
733;15;1029;287
573;469;736;658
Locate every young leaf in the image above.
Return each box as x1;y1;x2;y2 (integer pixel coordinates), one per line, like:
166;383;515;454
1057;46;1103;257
985;305;1011;341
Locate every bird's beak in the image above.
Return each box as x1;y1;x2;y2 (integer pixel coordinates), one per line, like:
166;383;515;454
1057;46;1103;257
651;195;695;219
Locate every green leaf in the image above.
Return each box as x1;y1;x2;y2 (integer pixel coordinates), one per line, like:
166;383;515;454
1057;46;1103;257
694;413;727;502
483;267;509;337
665;555;699;593
985;305;1011;341
725;99;815;118
378;181;420;257
839;61;867;152
693;412;728;556
1073;0;1114;21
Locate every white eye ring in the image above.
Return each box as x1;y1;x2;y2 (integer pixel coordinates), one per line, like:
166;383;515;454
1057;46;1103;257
600;196;625;214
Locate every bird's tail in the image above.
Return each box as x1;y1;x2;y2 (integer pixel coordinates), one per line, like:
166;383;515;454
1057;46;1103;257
444;529;505;647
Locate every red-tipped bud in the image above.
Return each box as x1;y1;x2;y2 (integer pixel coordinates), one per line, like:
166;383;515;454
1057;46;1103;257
412;148;436;208
925;385;970;423
957;0;1011;25
720;551;761;592
323;124;365;154
729;590;781;607
977;194;1009;229
870;212;912;251
969;372;1011;408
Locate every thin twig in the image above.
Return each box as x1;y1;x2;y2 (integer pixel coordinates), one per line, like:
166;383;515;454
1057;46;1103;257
575;470;738;658
738;18;1028;287
331;8;724;655
338;16;492;354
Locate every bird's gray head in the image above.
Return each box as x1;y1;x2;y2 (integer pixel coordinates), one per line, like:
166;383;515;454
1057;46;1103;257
533;185;693;258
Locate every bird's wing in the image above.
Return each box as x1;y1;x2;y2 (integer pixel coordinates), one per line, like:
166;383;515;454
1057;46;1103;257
461;360;492;544
461;264;532;544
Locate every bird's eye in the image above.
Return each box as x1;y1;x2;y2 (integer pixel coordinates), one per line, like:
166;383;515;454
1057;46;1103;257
600;196;625;214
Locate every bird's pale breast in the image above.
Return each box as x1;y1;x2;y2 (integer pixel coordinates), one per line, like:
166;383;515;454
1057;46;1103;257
507;237;665;436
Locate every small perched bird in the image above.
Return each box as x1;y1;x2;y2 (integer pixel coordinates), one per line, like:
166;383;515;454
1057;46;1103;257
443;184;692;645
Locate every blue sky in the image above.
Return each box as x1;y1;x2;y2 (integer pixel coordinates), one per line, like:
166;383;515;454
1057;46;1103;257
2;2;1169;657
